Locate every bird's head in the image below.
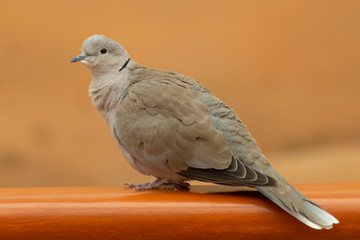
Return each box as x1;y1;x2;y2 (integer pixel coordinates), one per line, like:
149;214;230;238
71;35;129;75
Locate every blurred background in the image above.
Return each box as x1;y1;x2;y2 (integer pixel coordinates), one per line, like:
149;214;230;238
0;0;359;187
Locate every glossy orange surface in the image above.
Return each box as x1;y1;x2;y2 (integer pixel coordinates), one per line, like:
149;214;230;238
0;183;359;240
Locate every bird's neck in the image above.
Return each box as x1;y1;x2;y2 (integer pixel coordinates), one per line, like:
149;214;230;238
88;60;132;124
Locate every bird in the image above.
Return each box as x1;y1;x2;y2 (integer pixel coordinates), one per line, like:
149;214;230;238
71;34;339;230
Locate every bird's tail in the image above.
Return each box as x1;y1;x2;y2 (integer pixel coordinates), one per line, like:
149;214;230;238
256;173;339;230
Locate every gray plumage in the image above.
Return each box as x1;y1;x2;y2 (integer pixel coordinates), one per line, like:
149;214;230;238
71;35;339;229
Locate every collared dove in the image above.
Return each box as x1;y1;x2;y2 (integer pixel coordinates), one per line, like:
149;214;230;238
71;35;339;229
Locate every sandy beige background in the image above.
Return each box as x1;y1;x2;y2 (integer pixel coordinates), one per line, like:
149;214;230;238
0;1;359;187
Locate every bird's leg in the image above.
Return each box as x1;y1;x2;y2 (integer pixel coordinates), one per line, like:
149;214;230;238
158;181;191;190
124;178;166;190
124;178;190;191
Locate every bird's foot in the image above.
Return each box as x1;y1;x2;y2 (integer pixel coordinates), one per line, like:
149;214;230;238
124;178;166;190
124;178;190;191
158;181;191;191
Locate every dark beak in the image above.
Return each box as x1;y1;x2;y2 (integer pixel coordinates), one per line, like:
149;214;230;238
70;53;87;63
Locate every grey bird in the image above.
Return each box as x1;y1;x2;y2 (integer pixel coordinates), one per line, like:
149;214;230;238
71;35;339;230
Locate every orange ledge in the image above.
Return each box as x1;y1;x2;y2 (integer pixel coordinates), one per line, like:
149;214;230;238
0;183;359;240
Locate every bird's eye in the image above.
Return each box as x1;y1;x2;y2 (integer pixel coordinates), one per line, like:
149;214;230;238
100;48;108;54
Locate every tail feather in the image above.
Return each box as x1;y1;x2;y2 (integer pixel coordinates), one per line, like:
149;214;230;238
256;184;339;229
303;200;339;228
